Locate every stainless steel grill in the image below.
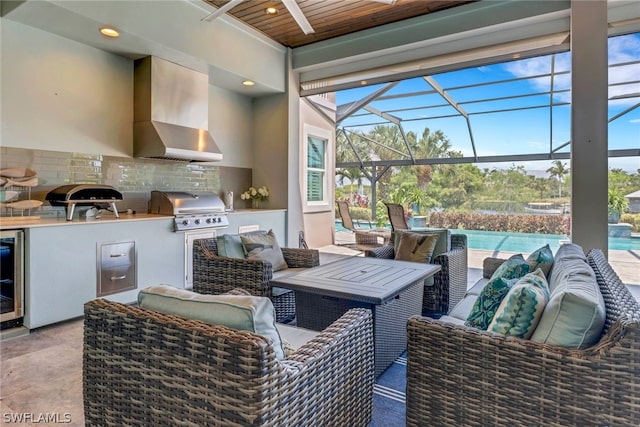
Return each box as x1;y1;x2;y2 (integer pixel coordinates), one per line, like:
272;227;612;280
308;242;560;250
148;191;229;231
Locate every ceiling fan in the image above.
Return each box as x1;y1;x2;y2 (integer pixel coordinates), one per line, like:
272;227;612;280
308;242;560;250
201;0;396;35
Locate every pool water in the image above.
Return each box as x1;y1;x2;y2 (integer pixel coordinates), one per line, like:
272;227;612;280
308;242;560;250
335;221;640;253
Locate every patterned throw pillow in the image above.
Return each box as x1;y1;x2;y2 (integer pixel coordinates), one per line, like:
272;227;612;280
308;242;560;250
241;229;288;271
465;276;517;330
488;269;550;339
526;244;554;277
490;253;530;281
394;232;439;263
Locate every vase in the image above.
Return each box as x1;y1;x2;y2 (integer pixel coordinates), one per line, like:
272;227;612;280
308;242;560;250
252;199;260;209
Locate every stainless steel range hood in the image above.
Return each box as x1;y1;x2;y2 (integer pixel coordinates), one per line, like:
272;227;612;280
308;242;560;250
133;56;223;162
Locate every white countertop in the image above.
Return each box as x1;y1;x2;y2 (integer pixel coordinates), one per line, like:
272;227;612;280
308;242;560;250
0;213;174;230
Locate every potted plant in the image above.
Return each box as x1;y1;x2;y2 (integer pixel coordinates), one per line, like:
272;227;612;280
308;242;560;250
608;188;628;224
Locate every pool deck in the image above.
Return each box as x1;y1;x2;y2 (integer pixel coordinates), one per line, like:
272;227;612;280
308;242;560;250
333;231;639;288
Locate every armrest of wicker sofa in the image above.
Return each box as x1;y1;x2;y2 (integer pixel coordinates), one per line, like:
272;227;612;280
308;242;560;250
281;247;320;268
406;249;640;426
83;299;375;427
424;234;468;316
482;257;507;278
365;244;395;259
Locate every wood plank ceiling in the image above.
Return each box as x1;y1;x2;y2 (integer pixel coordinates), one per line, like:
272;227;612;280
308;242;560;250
202;0;475;48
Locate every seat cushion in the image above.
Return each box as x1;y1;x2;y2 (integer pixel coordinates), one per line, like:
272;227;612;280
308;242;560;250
394;232;439;263
531;244;606;349
138;284;286;360
487;269;550;339
241;229;288;271
276;323;321;356
526;244;554;277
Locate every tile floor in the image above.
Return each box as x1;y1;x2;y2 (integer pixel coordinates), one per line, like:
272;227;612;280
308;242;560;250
1;245;637;426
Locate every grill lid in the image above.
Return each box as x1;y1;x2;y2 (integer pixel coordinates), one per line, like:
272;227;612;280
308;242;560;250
148;191;226;215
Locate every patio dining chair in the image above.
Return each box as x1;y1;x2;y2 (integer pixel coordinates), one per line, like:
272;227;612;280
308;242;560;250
384;202;410;231
336;201;385;252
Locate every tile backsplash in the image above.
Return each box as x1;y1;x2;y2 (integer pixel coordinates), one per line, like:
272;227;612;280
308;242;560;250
0;147;252;217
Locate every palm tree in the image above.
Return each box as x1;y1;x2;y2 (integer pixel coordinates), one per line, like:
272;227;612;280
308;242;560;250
546;160;570;197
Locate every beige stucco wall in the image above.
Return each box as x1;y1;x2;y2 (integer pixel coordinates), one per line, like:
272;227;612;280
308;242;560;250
1;19;256;171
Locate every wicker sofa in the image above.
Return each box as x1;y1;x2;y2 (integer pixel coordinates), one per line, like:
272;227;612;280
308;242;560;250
406;248;640;426
366;229;468;316
83;299;374;426
193;236;320;323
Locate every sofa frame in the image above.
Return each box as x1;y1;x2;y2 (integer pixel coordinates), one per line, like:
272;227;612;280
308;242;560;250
406;249;640;426
83;300;374;426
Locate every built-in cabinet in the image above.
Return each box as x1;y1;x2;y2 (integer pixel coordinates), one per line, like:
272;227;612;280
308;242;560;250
18;209;287;329
24;218;183;329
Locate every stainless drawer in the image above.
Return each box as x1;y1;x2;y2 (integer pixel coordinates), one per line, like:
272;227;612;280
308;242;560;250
97;241;136;297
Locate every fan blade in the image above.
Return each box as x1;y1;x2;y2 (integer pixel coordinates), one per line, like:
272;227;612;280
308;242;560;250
282;0;315;35
201;0;245;22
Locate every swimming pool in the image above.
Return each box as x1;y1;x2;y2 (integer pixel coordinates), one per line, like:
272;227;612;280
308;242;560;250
335;221;640;252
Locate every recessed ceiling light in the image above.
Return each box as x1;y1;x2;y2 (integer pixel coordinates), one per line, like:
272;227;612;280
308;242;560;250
265;6;278;15
242;80;256;86
100;27;120;38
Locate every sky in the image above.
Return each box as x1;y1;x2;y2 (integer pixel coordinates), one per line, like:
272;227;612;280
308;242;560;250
336;32;640;174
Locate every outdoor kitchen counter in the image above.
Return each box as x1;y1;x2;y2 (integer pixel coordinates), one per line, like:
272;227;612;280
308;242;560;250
0;213;173;230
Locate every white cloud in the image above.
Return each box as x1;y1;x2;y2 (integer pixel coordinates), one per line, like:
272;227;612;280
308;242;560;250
503;34;640;106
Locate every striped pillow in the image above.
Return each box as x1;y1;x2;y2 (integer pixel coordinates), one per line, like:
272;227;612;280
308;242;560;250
487;269;550;339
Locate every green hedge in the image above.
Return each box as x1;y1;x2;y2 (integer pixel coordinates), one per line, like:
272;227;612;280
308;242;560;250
429;212;570;235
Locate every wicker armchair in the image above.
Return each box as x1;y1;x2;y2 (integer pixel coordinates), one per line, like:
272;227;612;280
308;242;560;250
366;232;468;316
193;237;320;323
336;201;389;251
83;299;375;427
406;249;640;426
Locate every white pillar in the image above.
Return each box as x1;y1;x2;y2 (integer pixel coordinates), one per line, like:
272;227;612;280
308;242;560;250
570;0;609;257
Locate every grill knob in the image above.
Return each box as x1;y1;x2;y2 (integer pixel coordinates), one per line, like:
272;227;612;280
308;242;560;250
217;217;222;223
194;219;201;225
206;218;213;224
182;219;190;226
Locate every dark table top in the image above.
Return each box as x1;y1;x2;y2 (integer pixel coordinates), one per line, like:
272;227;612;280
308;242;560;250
271;256;441;305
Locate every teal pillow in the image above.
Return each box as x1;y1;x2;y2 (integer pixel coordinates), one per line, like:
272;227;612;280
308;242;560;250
487;269;550;339
138;284;285;360
526;244;554;277
465;276;517;330
490;253;530;281
216;234;245;259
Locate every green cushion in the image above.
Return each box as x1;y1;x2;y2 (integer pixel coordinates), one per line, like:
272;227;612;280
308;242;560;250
490;253;530;281
487;269;550;339
526;244;554;277
241;229;288;271
394;232;439;263
531;243;606;349
465;276;517;330
138;284;285;360
216;234;245;259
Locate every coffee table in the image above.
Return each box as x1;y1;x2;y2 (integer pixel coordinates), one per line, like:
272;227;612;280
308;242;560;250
271;256;440;376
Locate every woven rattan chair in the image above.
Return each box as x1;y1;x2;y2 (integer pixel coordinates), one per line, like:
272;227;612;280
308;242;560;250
83;299;375;426
193;237;320;323
336;200;388;251
367;232;467;316
383;202;410;231
406;249;640;426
